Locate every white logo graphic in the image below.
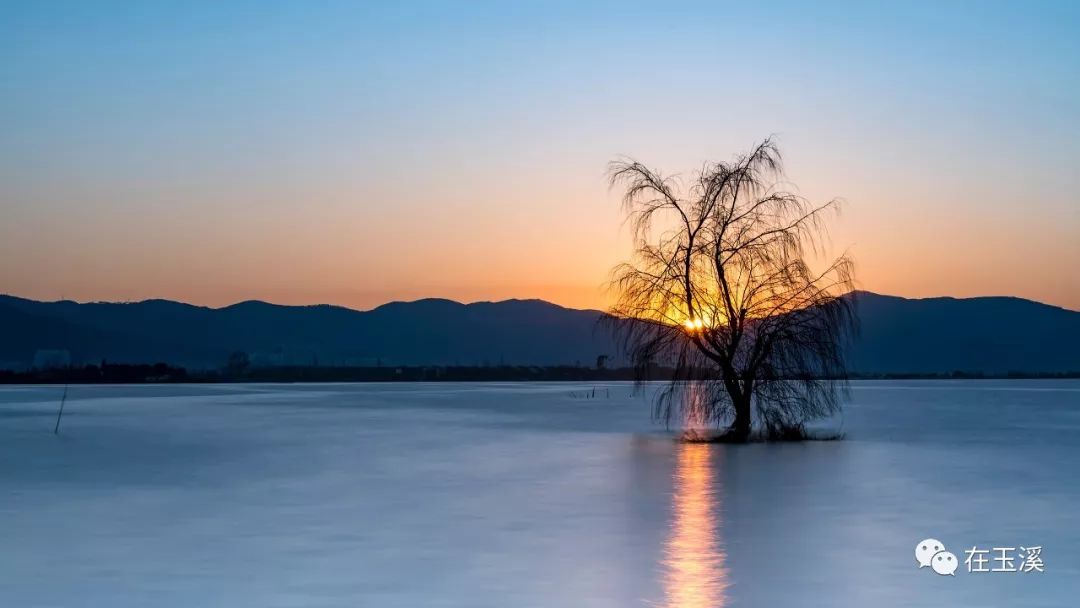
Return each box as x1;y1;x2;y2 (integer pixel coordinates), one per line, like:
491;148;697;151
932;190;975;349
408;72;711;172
915;538;945;569
932;550;958;576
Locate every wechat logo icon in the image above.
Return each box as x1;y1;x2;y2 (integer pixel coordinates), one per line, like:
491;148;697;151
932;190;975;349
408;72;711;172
916;538;957;576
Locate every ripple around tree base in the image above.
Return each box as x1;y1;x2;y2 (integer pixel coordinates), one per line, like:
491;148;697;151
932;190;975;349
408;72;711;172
676;426;845;443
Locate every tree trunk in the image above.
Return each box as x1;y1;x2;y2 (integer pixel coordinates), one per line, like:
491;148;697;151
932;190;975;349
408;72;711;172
729;395;752;440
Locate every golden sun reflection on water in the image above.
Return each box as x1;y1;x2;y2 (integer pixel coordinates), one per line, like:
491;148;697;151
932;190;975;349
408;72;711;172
663;443;728;608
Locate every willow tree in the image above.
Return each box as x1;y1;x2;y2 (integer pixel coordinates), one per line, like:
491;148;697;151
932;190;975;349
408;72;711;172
605;139;856;440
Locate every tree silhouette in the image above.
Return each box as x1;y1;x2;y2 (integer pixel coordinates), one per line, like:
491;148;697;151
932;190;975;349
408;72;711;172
604;138;856;440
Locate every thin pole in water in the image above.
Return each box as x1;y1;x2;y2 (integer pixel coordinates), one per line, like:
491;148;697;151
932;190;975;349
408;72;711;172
54;384;68;435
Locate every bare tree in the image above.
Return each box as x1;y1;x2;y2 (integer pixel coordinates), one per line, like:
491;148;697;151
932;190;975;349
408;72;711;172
604;138;856;441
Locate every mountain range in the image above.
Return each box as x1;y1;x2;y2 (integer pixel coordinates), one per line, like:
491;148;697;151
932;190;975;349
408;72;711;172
1;292;1078;374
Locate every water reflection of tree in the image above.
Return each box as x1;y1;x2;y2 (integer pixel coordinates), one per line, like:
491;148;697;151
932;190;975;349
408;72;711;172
664;443;728;608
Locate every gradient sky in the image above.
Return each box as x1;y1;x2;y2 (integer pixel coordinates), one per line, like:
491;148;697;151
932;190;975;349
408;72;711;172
2;0;1078;311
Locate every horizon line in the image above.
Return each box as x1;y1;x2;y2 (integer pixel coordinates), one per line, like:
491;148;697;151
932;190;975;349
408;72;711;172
2;290;1077;315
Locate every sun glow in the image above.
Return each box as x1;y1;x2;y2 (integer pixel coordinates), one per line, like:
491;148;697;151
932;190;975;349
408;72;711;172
683;318;705;332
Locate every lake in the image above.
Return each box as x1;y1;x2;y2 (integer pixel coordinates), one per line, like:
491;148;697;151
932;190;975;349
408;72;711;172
1;381;1078;607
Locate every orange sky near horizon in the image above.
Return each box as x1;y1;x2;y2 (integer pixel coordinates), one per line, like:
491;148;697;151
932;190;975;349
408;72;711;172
3;133;1079;312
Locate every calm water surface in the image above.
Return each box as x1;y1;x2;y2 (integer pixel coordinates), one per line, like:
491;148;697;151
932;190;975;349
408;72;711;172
1;381;1078;607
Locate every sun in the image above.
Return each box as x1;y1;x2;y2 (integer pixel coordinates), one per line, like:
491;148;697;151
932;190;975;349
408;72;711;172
683;318;705;332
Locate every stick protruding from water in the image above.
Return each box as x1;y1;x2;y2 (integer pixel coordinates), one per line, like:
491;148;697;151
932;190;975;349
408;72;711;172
54;384;68;434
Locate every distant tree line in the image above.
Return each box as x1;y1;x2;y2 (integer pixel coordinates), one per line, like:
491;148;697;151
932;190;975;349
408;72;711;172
0;362;189;384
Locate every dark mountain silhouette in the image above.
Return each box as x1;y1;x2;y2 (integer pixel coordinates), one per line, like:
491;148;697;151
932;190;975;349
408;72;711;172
0;295;609;369
849;291;1080;373
0;292;1077;373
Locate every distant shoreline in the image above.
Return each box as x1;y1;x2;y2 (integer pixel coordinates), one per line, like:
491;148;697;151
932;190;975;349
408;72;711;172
2;363;1078;385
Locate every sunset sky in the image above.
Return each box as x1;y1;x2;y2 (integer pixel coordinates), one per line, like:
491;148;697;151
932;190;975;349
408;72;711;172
2;1;1078;311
